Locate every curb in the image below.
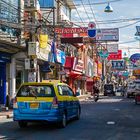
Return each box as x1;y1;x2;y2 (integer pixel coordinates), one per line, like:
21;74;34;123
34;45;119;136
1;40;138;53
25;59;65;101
7;114;13;119
0;115;7;119
0;113;13;119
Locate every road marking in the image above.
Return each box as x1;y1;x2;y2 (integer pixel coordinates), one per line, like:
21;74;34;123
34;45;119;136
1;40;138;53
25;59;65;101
107;121;115;125
114;108;120;111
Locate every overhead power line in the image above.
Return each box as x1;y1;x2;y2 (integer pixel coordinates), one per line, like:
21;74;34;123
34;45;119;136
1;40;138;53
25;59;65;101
87;0;100;29
80;0;90;21
69;0;122;6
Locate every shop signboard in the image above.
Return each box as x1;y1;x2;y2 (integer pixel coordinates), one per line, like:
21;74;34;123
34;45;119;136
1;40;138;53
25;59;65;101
39;0;55;8
0;52;11;63
107;50;122;60
55;27;87;34
111;60;125;70
96;28;119;41
133;69;140;75
107;44;118;53
73;57;84;72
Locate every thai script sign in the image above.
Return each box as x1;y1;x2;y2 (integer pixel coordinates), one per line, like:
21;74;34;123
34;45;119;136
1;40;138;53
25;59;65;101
96;28;119;41
55;28;87;34
108;50;122;60
56;27;119;41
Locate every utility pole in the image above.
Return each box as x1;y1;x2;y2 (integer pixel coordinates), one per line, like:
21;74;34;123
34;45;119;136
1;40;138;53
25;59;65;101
24;0;38;82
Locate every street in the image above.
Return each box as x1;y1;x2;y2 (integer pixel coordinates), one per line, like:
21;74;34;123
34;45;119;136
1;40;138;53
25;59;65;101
0;96;140;140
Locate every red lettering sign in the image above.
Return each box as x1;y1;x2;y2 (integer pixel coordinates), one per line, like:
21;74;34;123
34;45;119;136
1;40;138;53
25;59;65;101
107;50;122;60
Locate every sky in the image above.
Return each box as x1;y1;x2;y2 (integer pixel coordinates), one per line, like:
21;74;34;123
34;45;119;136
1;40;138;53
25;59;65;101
71;0;140;57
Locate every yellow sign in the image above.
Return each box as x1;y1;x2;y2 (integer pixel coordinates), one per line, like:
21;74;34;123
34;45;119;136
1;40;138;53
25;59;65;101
39;34;48;48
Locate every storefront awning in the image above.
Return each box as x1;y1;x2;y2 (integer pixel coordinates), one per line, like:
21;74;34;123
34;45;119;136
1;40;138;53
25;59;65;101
68;70;82;78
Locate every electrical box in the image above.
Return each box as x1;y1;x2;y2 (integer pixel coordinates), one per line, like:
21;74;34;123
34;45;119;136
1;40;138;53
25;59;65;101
30;58;37;69
28;42;37;56
25;58;30;70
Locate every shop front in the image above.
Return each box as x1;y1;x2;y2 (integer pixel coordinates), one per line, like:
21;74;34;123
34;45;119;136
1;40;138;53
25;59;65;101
0;52;11;105
64;56;85;95
86;57;94;93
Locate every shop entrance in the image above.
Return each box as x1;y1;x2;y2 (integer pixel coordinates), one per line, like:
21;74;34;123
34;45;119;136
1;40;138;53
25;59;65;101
0;63;6;104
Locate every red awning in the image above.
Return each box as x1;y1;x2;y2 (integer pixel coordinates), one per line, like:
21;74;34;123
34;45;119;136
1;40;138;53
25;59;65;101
68;70;82;78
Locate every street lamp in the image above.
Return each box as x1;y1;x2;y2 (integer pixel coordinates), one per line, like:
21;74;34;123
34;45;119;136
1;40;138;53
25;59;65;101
104;2;113;12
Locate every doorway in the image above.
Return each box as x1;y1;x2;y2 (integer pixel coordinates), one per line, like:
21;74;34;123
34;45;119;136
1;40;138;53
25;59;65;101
0;63;6;104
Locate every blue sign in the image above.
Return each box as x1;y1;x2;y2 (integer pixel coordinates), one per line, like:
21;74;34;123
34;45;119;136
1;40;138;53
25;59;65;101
39;0;55;8
0;52;11;63
87;29;96;38
111;60;125;70
55;49;66;66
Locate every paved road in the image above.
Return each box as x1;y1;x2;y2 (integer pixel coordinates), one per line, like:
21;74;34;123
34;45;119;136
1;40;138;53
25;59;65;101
0;96;140;140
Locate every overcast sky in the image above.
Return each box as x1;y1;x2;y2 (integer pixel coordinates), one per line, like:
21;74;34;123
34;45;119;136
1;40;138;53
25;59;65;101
72;0;140;57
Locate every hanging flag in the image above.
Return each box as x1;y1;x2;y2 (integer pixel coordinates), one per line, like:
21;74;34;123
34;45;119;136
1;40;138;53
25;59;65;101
39;34;48;48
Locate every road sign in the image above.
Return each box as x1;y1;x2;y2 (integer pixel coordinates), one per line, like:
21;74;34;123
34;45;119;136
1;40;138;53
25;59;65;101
88;22;96;29
88;22;96;38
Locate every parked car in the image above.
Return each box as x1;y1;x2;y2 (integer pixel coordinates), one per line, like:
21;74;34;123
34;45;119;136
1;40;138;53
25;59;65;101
104;84;115;96
13;80;81;128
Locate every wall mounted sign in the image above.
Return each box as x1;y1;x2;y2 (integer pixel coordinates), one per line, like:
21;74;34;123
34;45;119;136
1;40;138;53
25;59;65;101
107;50;122;60
111;60;125;70
96;28;119;41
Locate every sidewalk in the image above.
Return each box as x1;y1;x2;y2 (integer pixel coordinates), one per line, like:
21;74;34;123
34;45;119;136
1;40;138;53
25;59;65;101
0;109;13;119
77;93;91;101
